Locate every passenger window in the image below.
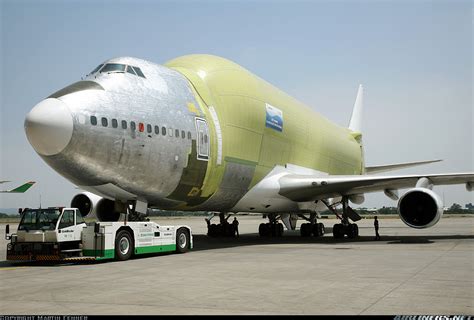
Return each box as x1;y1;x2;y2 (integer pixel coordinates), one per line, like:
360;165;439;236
175;129;179;137
162;127;166;135
139;123;144;132
76;211;85;224
121;120;127;129
181;130;185;139
126;66;136;75
59;210;74;229
101;117;108;127
147;124;152;133
168;128;173;137
187;131;191;140
155;126;160;135
90;116;97;126
112;119;118;128
132;67;146;78
131;121;136;131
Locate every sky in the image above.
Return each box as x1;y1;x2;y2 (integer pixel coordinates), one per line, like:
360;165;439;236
0;0;472;210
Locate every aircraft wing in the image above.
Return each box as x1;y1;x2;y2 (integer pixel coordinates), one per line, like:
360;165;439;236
0;181;36;193
278;173;474;202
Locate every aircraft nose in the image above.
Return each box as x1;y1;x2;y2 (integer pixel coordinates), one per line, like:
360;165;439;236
24;98;73;156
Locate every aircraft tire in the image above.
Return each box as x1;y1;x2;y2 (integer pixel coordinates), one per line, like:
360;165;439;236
278;223;284;236
318;223;325;236
301;223;311;237
352;224;359;237
333;224;344;239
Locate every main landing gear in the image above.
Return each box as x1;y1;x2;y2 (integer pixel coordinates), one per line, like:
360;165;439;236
206;213;237;237
258;215;284;237
299;212;325;237
323;197;361;239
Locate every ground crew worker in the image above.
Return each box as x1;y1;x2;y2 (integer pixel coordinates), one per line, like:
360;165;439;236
232;217;239;238
374;216;381;240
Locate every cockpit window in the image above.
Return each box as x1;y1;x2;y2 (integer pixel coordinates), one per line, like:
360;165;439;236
100;63;126;73
126;66;136;75
89;64;104;75
132;66;146;78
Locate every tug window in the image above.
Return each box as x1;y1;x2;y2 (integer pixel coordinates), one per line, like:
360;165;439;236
101;117;108;127
175;129;179;137
59;210;74;229
112;119;118;128
187;131;191;140
147;124;152;133
155;126;160;135
181;130;185;139
121;120;127;129
204;134;208;143
131;121;136;131
162;127;166;135
90;116;97;126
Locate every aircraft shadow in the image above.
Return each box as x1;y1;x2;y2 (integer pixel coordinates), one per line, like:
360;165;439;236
1;231;472;268
189;233;474;252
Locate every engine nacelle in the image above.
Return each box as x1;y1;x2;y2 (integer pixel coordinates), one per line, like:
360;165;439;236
397;188;443;229
70;192;124;222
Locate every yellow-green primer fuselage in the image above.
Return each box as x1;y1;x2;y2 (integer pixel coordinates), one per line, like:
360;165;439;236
165;55;363;212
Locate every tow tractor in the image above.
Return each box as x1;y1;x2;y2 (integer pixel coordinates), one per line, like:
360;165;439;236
5;207;192;262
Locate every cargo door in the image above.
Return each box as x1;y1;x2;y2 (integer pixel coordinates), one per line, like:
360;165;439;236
195;118;209;161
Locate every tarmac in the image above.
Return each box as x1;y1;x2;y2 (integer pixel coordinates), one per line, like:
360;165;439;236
0;215;472;315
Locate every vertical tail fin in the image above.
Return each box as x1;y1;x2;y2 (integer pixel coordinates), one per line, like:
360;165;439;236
349;84;364;133
1;181;36;193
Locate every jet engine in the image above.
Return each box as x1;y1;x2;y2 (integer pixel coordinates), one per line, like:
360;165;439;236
70;192;124;222
397;187;443;229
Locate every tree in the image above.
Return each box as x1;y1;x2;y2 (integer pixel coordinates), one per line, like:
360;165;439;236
448;203;462;212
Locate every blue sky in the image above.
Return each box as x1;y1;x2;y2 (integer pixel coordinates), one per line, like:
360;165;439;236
1;0;472;209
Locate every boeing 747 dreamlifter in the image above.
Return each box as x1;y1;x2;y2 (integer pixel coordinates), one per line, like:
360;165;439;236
24;55;473;238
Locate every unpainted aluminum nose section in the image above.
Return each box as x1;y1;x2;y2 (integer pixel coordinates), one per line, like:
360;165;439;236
25;98;73;156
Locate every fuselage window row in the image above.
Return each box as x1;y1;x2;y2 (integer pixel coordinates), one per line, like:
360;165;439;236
90;115;191;140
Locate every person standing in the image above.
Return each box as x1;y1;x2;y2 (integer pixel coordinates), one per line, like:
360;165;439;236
232;217;239;238
374;216;381;240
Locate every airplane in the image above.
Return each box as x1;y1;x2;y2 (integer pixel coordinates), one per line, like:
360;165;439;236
23;54;474;238
0;181;36;193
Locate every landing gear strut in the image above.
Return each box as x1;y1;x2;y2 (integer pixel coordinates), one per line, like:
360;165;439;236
299;212;325;237
259;214;284;237
323;197;360;239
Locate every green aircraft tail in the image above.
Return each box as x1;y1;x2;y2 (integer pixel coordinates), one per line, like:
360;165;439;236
2;181;36;193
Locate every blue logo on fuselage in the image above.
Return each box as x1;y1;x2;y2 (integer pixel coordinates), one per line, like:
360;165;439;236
265;103;283;132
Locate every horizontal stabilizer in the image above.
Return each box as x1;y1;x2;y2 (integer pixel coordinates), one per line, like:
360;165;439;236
365;160;442;174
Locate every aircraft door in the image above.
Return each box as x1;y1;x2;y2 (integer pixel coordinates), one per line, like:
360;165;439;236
195;118;209;161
